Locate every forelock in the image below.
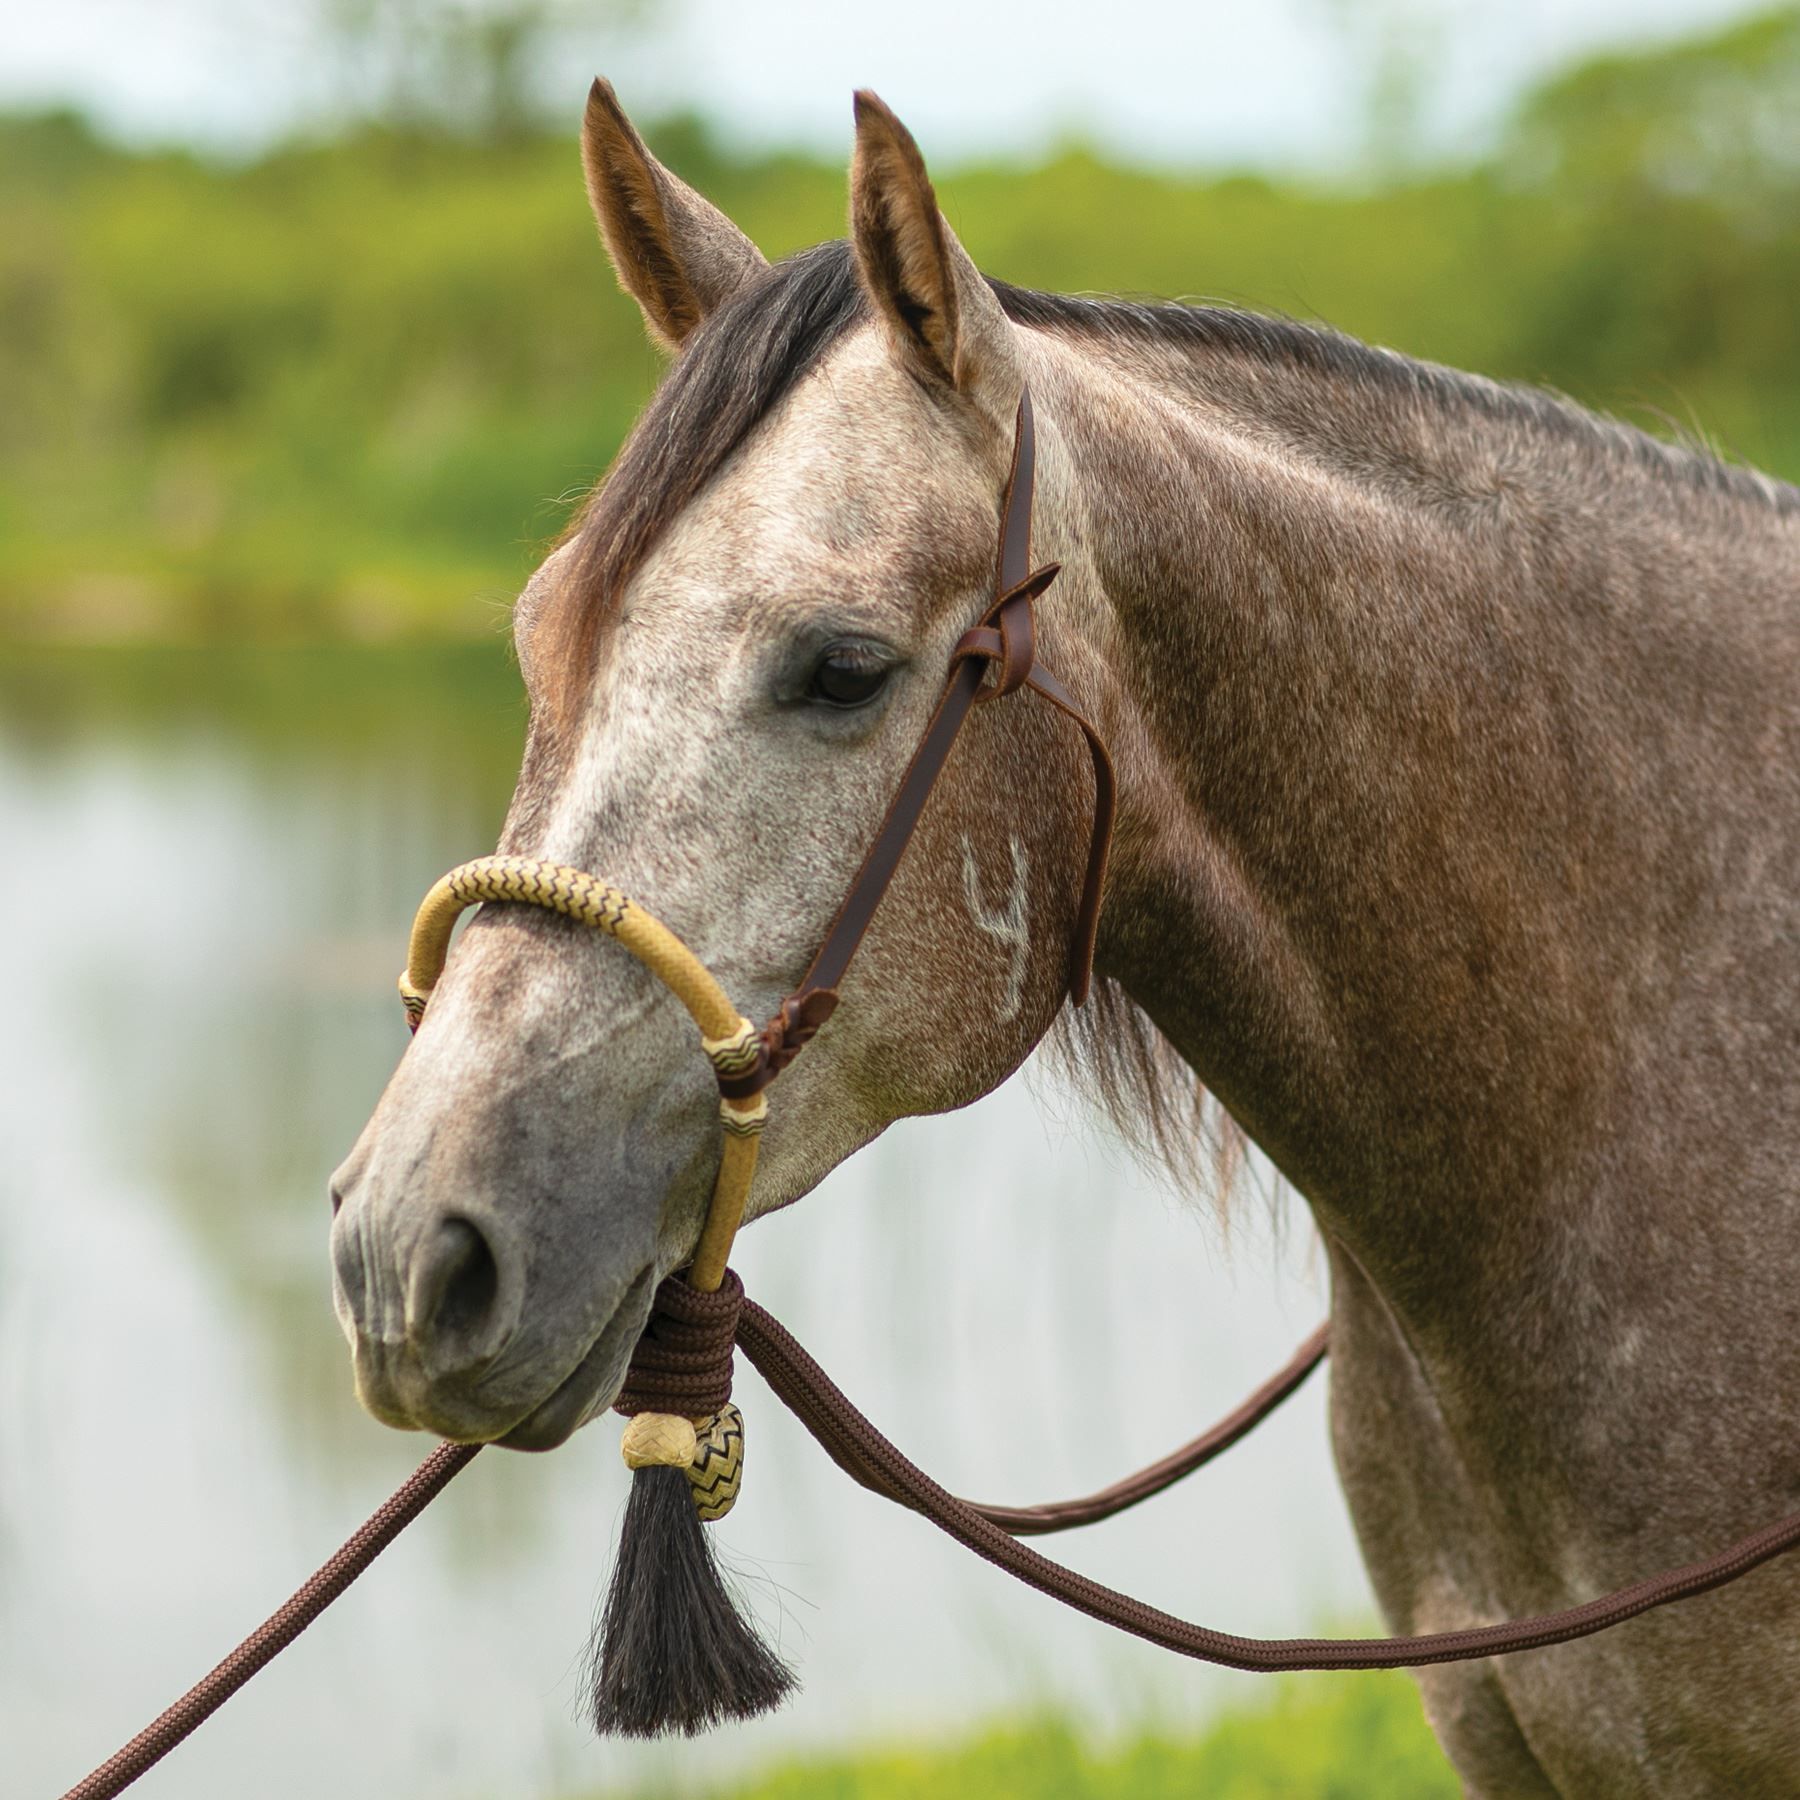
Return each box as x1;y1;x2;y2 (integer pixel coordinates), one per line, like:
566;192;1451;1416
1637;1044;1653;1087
532;240;867;725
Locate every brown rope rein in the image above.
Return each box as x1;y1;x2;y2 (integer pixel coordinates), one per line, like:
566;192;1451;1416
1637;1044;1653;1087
59;1443;481;1800
865;1320;1328;1538
55;1315;1319;1800
733;1298;1800;1671
608;1277;1328;1538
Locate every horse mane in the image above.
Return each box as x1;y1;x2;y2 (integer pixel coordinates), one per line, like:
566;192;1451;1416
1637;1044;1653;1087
534;231;1791;1192
992;279;1799;514
543;238;1794;717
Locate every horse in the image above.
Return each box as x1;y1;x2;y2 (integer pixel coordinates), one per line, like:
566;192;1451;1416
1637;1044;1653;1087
328;81;1800;1796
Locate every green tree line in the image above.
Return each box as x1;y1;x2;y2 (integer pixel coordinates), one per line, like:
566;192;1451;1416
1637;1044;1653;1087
3;7;1796;641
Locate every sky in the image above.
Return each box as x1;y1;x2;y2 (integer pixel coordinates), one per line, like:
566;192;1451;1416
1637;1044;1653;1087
0;0;1778;169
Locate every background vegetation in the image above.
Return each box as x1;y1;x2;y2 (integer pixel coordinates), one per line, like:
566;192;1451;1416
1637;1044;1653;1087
3;5;1797;642
594;1676;1459;1800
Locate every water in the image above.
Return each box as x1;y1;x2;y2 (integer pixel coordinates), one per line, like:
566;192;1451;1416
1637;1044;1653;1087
0;647;1371;1799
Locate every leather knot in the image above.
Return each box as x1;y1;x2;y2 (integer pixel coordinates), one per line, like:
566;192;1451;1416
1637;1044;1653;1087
614;1269;743;1418
764;988;839;1072
989;567;1046;695
711;989;839;1100
953;563;1061;700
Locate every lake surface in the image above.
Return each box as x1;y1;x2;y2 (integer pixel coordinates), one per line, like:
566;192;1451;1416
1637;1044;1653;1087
0;647;1371;1799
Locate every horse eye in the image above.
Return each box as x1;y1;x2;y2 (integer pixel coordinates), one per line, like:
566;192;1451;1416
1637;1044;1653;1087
807;645;891;708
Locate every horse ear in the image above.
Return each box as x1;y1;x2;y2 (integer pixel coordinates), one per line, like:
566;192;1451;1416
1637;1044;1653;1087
850;91;1020;414
582;78;768;351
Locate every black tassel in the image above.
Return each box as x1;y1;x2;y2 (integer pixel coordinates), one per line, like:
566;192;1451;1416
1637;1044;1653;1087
588;1462;796;1737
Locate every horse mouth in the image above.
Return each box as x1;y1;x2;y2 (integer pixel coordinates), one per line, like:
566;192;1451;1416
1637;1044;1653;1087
495;1262;657;1452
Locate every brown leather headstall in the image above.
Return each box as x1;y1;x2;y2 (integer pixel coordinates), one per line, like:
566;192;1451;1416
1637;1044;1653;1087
715;386;1116;1103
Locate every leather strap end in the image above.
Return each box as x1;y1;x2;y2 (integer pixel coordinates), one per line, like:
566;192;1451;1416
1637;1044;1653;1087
716;987;842;1098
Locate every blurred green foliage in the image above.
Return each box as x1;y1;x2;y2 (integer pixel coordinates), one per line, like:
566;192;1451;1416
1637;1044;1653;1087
588;1675;1457;1798
2;7;1796;642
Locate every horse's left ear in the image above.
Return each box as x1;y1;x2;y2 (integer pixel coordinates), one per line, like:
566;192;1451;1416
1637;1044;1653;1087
582;77;768;350
850;91;1021;420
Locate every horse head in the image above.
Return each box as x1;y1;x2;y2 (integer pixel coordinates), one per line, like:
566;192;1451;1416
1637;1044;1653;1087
329;86;1106;1448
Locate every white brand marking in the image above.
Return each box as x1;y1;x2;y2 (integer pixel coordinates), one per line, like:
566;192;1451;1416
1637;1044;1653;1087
960;834;1031;1022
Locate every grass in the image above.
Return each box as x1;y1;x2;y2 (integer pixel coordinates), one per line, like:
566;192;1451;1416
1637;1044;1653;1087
583;1675;1460;1798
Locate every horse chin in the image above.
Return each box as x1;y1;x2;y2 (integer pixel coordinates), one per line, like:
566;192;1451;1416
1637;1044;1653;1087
495;1261;658;1452
350;1261;656;1451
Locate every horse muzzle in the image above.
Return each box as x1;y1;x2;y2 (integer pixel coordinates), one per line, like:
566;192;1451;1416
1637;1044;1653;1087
330;1172;657;1447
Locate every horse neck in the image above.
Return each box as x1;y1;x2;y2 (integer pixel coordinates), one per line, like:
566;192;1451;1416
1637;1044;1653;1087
1028;324;1799;1352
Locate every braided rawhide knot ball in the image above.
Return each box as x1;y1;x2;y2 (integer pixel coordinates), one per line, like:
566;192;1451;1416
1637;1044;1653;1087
614;1270;746;1522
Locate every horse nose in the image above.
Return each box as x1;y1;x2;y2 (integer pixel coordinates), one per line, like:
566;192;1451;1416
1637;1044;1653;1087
329;1178;524;1374
403;1214;522;1377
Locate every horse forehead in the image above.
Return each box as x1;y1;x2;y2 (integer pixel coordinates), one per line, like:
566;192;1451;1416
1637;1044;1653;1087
655;342;995;600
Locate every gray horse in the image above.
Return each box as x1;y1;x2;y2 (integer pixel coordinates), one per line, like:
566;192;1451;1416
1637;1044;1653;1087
330;83;1800;1795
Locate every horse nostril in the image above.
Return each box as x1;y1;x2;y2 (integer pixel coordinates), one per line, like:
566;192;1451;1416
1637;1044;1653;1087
436;1220;498;1339
408;1216;514;1374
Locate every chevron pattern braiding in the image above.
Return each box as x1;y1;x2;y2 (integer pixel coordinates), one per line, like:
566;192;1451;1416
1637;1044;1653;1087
701;1019;762;1079
719;1096;768;1138
444;856;634;936
687;1404;745;1523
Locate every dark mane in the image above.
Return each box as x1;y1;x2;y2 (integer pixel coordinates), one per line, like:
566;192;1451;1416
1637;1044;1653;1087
991;278;1799;515
540;238;1794;714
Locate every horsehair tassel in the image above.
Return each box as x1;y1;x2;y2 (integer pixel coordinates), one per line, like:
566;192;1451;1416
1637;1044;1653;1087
588;1269;794;1737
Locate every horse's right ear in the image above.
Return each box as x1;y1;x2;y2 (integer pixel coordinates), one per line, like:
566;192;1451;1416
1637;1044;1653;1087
581;79;768;351
849;91;1020;427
